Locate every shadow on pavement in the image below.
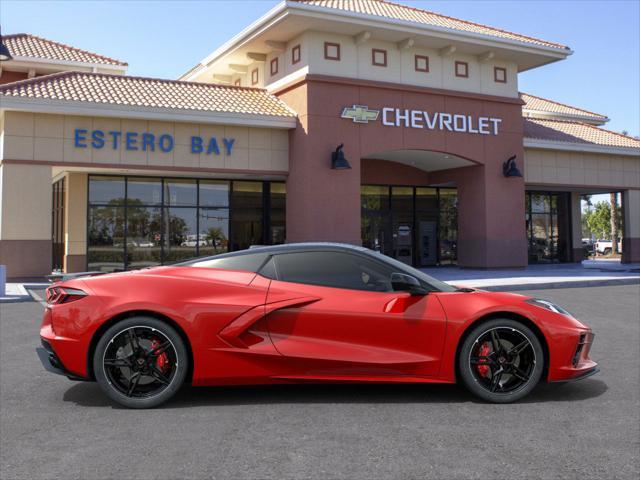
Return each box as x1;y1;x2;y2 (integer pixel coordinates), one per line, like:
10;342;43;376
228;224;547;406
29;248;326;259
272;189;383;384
62;378;608;409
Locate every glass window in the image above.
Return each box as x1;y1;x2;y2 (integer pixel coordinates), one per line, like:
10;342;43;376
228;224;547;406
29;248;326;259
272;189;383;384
200;180;229;207
231;181;264;250
531;194;549;213
198;208;229;257
258;257;277;279
164;179;196;207
188;252;270;272
87;205;125;272
391;187;414;266
127;177;162;206
163;207;198;263
275;251;394;292
361;185;389;211
126;206;162;269
415;187;438;211
89;176;125;205
87;176;284;271
438;189;458;265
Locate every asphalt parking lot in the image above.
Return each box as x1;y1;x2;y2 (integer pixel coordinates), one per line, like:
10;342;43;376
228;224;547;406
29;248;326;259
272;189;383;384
1;285;639;480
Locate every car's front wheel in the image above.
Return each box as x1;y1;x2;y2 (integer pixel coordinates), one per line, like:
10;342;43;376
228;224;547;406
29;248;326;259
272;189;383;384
93;316;188;408
458;319;544;403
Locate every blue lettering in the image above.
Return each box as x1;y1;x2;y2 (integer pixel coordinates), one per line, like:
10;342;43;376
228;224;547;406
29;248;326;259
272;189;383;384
74;129;88;148
141;133;155;151
91;130;105;149
109;131;121;149
206;138;220;155
159;134;174;153
223;138;235;155
125;132;138;151
191;136;203;154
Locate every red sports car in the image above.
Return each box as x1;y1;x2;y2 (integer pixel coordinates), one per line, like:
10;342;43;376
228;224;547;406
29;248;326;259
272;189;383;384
38;243;598;408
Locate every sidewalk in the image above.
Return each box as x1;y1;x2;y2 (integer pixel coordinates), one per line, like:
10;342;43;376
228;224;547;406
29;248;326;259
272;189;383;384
422;263;640;291
0;283;48;302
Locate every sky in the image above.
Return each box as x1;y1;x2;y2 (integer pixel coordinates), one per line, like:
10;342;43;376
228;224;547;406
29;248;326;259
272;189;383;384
1;0;639;136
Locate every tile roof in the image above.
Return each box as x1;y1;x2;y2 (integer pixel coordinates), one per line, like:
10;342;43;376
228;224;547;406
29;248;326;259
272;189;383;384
521;93;608;122
2;33;127;67
0;71;297;118
524;118;640;149
292;0;569;50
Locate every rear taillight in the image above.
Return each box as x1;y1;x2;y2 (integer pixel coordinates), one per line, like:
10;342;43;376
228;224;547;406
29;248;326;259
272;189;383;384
46;286;87;305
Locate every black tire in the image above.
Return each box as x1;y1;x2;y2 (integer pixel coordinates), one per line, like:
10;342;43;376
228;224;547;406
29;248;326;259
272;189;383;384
603;248;612;256
458;318;544;403
93;316;188;409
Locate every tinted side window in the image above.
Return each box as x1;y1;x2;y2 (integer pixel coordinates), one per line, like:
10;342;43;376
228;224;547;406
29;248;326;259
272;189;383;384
189;252;269;272
257;257;277;279
274;251;394;292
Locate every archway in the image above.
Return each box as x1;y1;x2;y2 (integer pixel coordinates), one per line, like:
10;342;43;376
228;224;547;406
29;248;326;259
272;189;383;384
360;149;478;267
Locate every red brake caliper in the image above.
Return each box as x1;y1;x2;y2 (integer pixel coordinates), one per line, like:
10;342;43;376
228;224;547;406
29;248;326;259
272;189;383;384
150;338;170;373
477;342;491;378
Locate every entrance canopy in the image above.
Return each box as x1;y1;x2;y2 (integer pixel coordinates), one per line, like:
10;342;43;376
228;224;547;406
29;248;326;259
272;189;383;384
362;149;476;173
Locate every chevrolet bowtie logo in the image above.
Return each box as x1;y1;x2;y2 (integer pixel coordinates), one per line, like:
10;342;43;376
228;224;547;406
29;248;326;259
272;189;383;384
341;105;380;124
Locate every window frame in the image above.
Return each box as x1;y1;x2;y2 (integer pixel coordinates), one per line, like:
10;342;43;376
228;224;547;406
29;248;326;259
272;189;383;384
270;57;279;76
251;68;259;85
291;44;301;65
371;48;387;67
455;61;469;78
494;66;507;83
414;54;429;73
324;42;341;61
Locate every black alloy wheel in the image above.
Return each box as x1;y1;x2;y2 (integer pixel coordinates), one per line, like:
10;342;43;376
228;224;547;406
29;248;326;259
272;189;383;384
459;319;544;403
93;317;188;408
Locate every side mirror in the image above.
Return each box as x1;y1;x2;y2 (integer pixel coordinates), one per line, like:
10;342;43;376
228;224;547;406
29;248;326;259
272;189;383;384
390;272;428;296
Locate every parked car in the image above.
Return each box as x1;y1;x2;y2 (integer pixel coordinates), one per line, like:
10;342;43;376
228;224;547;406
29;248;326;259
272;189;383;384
581;238;595;256
181;234;209;247
594;239;622;255
38;243;598;408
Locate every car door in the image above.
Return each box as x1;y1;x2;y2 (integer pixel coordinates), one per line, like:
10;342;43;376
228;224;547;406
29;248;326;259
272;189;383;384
264;250;447;378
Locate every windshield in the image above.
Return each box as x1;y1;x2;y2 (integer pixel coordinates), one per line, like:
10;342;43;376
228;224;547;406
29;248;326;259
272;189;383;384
367;250;457;292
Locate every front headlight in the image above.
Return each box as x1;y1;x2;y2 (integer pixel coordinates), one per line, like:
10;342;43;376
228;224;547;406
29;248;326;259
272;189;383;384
525;298;573;317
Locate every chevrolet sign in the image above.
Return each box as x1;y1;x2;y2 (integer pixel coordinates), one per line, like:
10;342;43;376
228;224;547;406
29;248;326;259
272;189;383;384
341;105;380;123
340;104;502;135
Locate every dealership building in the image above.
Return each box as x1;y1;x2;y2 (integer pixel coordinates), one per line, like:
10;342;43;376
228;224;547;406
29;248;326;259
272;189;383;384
1;0;639;279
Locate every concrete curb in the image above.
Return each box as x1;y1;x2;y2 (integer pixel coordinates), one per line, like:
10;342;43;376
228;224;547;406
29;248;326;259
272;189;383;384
476;278;640;292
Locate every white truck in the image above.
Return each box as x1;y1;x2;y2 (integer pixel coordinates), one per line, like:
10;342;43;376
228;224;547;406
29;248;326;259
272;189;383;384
594;239;622;255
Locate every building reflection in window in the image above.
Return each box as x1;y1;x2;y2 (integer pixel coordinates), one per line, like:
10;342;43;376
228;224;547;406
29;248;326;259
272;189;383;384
87;176;285;272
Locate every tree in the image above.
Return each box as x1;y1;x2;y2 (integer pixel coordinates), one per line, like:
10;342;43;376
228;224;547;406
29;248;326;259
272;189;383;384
584;201;611;240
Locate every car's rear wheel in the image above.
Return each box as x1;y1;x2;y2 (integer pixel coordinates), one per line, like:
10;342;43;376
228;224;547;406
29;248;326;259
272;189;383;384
458;319;544;403
93;316;187;409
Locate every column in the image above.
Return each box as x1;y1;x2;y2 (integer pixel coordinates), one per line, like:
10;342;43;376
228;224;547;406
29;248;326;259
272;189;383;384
442;164;527;269
570;192;584;262
64;172;88;272
622;189;640;263
0;163;53;279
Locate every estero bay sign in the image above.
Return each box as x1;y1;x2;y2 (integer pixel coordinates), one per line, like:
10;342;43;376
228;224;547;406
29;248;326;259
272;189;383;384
74;129;236;155
341;104;502;135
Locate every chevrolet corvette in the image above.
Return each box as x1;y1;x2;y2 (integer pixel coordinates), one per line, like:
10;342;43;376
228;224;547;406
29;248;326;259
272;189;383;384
38;243;598;408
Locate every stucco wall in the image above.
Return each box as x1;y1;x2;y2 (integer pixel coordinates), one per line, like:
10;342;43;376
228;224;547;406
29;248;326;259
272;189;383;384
524;148;640;189
201;30;518;98
1;111;289;173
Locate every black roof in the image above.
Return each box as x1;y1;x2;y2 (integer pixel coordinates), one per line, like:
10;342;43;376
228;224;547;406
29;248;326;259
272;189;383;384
177;242;370;266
